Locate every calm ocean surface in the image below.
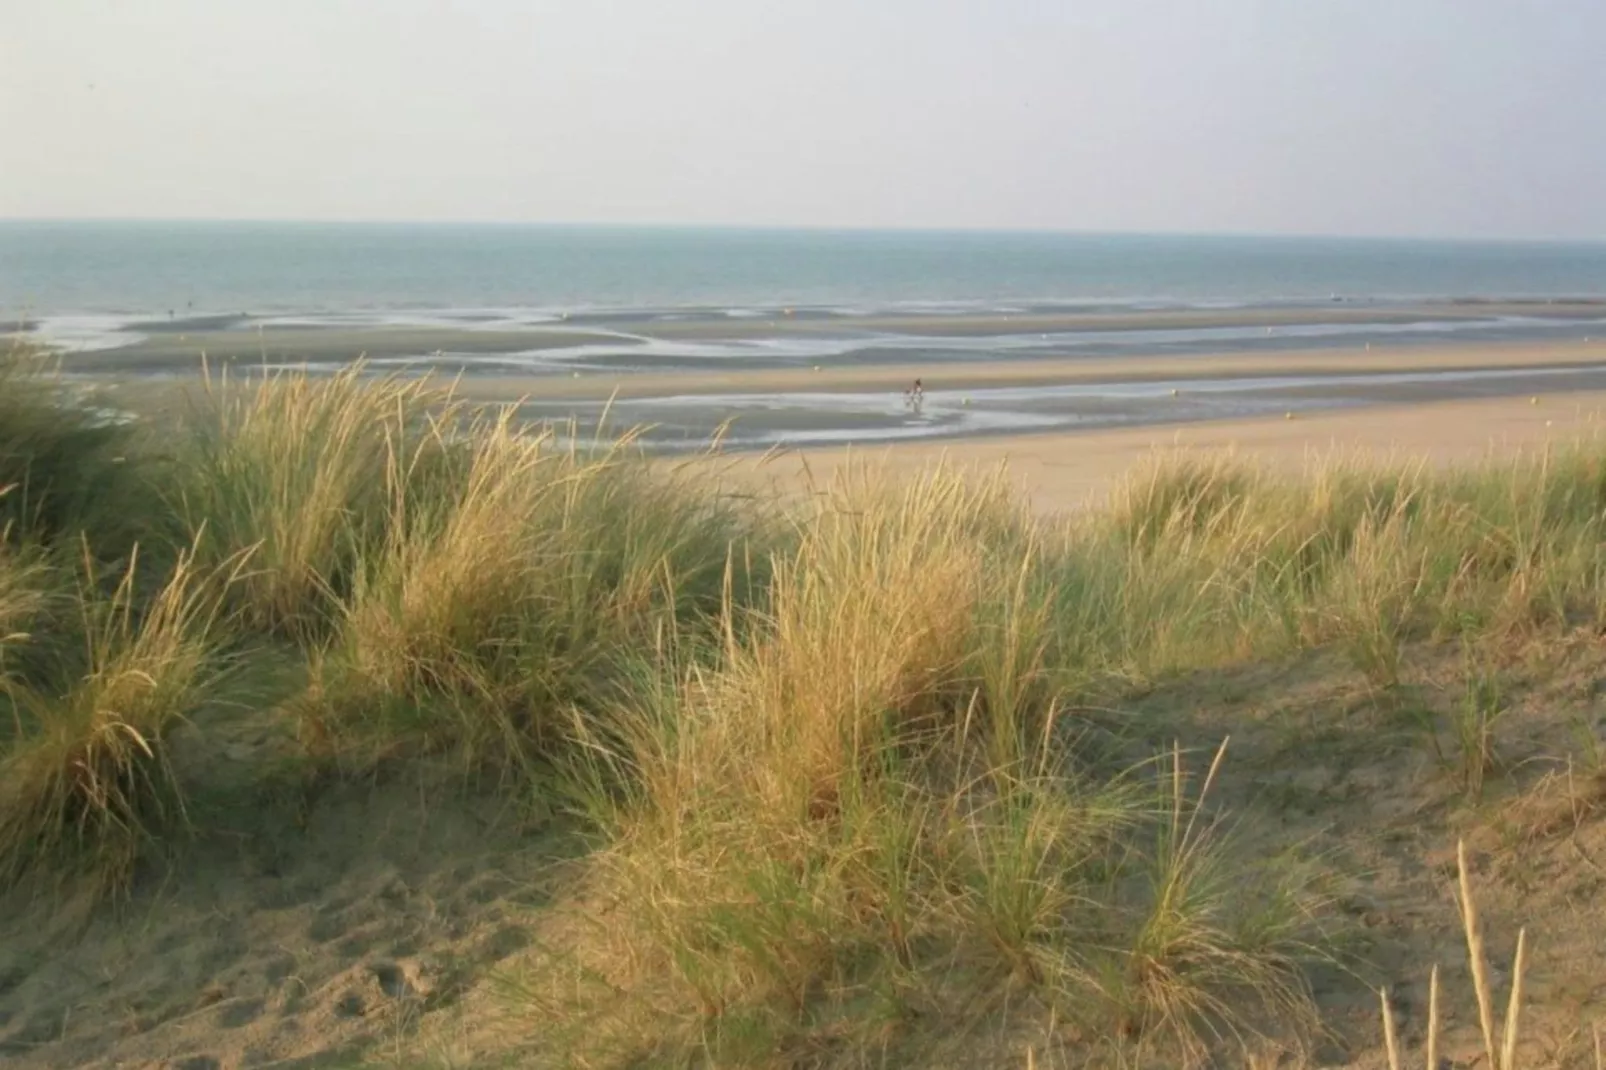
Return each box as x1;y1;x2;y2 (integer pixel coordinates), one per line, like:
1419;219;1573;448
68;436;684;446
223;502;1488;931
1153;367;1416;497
8;221;1606;315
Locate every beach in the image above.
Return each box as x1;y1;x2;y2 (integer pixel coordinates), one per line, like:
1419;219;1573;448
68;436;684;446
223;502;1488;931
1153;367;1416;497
14;315;1606;1070
96;337;1606;461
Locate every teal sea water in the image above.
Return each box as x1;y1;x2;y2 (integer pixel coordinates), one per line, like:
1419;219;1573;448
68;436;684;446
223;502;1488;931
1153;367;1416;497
6;221;1606;328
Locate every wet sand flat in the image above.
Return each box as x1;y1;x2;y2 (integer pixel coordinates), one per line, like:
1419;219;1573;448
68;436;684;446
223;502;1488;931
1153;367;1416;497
28;300;1606;373
439;340;1606;402
92;339;1606;402
630;299;1606;340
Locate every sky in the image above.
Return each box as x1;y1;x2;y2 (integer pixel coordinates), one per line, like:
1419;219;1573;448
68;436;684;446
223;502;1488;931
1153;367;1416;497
3;0;1604;239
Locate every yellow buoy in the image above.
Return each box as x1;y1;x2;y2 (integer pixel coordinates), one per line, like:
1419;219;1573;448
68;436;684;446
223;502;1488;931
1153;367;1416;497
1531;396;1539;405
1284;412;1295;420
1170;388;1179;397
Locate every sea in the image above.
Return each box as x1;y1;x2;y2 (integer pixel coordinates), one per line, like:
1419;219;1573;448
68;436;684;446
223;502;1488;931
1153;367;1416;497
6;221;1606;361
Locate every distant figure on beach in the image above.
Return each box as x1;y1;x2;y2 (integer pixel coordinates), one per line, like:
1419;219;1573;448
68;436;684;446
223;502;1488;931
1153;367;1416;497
904;378;925;413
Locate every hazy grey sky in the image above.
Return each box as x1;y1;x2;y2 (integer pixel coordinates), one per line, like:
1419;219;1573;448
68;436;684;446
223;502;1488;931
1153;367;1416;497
3;0;1604;238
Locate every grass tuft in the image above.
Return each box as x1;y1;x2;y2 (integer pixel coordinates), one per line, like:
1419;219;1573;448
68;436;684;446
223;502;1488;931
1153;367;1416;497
0;342;148;550
169;363;444;642
299;409;758;773
0;544;233;895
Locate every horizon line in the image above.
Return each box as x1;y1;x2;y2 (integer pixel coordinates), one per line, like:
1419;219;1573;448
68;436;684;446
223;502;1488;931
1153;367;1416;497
3;216;1605;246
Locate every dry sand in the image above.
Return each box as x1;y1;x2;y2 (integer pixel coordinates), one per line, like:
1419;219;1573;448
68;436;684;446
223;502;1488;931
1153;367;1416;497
696;388;1606;514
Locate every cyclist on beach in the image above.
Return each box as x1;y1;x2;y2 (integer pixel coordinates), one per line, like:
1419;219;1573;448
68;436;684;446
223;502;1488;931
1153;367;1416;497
904;378;925;412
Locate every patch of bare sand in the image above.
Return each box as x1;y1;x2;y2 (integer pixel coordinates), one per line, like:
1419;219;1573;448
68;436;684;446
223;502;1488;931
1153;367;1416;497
694;390;1606;515
1111;636;1606;1070
0;733;583;1069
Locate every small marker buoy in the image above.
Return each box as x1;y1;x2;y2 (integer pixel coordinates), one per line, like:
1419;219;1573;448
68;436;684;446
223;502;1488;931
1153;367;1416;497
1531;396;1540;405
1546;420;1554;427
573;371;581;378
1284;411;1295;420
963;397;972;406
1170;388;1179;397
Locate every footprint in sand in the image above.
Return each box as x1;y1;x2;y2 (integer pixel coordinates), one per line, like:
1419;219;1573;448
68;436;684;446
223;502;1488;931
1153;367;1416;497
368;960;419;1000
333;991;367;1019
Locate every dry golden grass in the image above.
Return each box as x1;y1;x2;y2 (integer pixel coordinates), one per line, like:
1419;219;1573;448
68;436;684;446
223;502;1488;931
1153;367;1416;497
170;363;446;641
0;546;234;895
540;468;1328;1066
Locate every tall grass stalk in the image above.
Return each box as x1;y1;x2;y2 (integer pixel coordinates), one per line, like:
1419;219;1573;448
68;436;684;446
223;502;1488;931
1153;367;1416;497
1379;840;1528;1070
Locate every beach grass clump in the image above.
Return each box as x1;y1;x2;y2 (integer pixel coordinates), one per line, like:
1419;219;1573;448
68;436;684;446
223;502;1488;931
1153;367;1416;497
168;364;445;642
0;533;88;697
1059;445;1606;691
299;412;765;772
547;469;1325;1065
0;536;52;657
0;342;148;550
0;546;231;895
1106;742;1322;1060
